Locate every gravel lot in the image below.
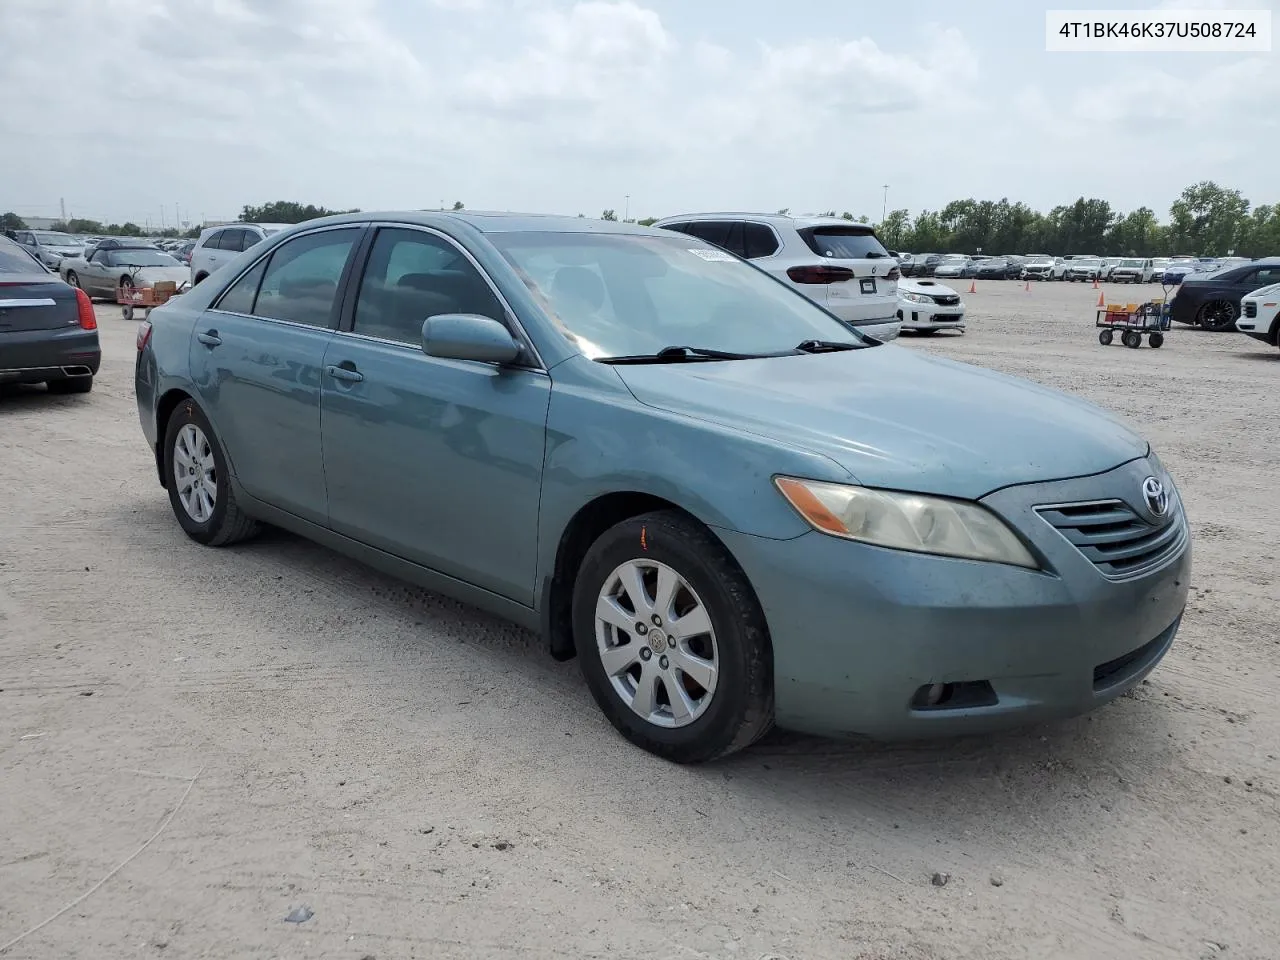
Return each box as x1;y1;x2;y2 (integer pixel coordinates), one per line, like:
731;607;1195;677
1;279;1277;960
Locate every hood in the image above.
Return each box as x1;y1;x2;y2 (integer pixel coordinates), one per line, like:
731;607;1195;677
133;266;191;285
613;346;1147;499
898;277;959;297
1243;282;1280;302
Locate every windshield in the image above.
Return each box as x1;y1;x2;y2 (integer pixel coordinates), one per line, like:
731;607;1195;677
33;232;79;246
491;231;866;360
1028;257;1053;265
114;250;181;267
1119;259;1143;267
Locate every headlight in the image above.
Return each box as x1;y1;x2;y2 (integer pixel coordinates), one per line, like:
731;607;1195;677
900;292;934;304
774;477;1039;568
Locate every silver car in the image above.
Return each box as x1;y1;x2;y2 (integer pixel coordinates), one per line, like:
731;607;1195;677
654;213;901;341
60;245;189;302
8;230;84;270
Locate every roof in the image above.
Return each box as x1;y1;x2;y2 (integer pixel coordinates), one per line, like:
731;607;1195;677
265;210;668;237
654;212;877;230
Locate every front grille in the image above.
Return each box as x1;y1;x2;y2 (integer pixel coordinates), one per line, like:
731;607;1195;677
1244;301;1257;318
1035;497;1186;579
934;294;961;306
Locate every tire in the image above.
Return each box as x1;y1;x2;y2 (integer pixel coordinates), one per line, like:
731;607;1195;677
1198;300;1239;333
162;398;260;546
572;510;774;763
65;271;80;289
46;376;92;394
193;272;208;285
1098;329;1114;346
1149;332;1164;348
1122;330;1142;349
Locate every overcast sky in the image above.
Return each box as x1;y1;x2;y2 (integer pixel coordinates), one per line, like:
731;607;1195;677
1;0;1275;228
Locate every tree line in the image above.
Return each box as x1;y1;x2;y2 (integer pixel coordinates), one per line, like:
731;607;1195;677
875;181;1277;258
6;182;1273;256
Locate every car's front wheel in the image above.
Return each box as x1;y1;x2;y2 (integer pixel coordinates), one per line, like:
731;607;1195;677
572;510;773;763
163;399;260;546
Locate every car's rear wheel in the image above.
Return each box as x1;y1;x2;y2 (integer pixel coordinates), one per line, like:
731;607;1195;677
46;376;92;394
163;399;260;546
1198;300;1239;332
572;510;773;763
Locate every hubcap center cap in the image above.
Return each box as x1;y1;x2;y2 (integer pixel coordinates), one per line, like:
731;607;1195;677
647;629;667;655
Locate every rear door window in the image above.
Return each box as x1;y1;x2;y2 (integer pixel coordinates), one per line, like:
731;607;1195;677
251;228;361;328
214;260;268;315
678;221;731;248
800;228;890;260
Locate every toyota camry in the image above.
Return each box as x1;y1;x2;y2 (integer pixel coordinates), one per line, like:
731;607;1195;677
135;212;1191;763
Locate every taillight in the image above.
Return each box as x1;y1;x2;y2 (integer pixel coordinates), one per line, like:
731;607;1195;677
885;266;900;281
787;265;856;284
137;319;153;351
75;288;97;330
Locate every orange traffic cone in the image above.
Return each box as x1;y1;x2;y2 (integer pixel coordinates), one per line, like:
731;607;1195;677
968;280;976;294
1092;276;1100;289
1024;280;1030;291
1096;291;1105;307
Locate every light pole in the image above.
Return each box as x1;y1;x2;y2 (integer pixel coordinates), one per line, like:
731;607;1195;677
624;195;630;222
881;185;889;224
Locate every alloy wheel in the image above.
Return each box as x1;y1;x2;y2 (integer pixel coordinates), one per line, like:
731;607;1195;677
173;423;217;523
594;559;719;728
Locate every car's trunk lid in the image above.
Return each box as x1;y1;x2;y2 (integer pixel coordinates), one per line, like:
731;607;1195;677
0;278;80;332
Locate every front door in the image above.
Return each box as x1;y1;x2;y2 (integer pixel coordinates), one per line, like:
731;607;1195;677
320;226;550;605
188;226;364;525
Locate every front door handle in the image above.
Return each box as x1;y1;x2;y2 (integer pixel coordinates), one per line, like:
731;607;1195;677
325;363;364;383
196;330;222;347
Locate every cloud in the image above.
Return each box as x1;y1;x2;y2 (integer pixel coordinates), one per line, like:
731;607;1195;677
0;0;1273;226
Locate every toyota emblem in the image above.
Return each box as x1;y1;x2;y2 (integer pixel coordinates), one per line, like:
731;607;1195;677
1142;476;1169;518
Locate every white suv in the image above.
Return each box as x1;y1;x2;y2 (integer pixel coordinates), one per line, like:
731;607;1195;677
1237;282;1280;351
654;213;901;340
189;222;289;284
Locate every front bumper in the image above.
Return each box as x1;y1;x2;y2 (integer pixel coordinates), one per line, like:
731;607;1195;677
897;303;965;330
715;457;1190;740
0;328;101;385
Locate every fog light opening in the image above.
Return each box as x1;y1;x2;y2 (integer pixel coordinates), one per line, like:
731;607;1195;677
920;683;953;708
910;680;998;711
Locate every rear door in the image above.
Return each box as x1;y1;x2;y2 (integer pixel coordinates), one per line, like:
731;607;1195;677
188;225;364;524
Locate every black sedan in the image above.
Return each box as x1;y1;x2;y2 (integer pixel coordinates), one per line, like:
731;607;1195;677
975;257;1018;280
0;235;100;394
1169;258;1280;332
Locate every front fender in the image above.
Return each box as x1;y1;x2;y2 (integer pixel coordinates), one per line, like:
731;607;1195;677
534;358;853;588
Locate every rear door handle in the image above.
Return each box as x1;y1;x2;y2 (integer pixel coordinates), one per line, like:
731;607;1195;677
325;363;364;383
196;330;222;347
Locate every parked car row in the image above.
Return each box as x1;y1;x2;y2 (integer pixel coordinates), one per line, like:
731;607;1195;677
891;250;1271;286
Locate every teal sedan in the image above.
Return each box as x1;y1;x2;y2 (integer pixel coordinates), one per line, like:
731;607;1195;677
135;213;1191;763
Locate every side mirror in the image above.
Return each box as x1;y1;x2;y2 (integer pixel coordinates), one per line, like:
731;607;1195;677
421;314;521;365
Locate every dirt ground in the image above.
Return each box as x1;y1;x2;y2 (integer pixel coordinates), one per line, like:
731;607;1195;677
1;279;1277;960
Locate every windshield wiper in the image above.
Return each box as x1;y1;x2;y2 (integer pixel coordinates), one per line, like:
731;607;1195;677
794;339;861;354
600;345;772;365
